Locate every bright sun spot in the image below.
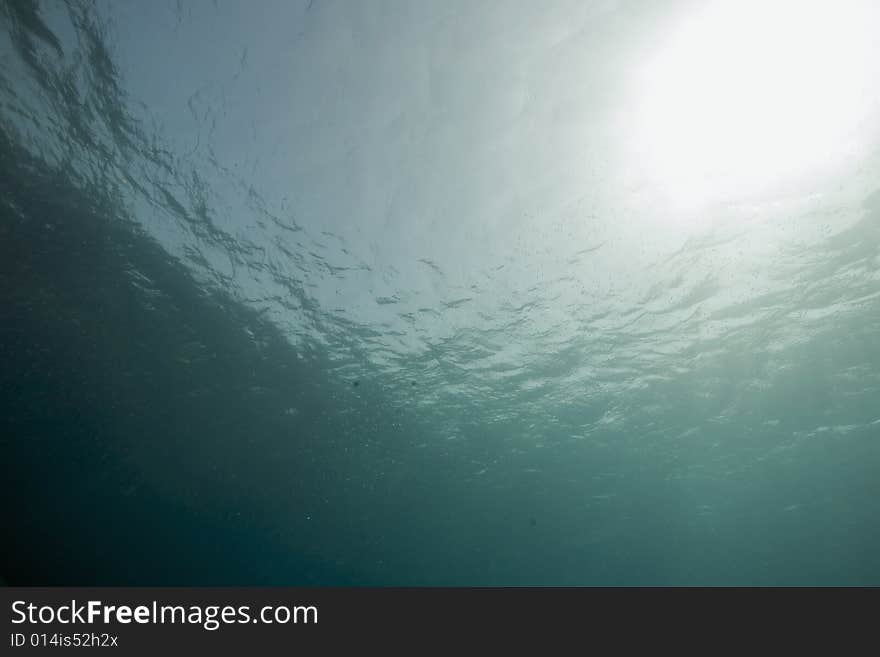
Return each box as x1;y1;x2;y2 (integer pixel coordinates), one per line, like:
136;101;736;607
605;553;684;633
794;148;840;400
630;0;880;213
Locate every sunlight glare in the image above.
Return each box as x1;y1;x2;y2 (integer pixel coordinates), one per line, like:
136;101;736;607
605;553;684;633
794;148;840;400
631;0;878;213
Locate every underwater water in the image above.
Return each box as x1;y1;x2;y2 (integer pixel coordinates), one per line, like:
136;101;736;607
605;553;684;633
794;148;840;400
2;0;879;586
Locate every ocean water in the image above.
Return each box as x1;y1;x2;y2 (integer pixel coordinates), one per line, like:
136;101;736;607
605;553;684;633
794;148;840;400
2;0;879;586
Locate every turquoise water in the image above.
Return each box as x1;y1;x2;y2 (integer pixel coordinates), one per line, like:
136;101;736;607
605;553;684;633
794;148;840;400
2;0;879;585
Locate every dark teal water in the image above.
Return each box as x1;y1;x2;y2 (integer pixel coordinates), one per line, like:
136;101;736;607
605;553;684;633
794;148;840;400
2;0;879;585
